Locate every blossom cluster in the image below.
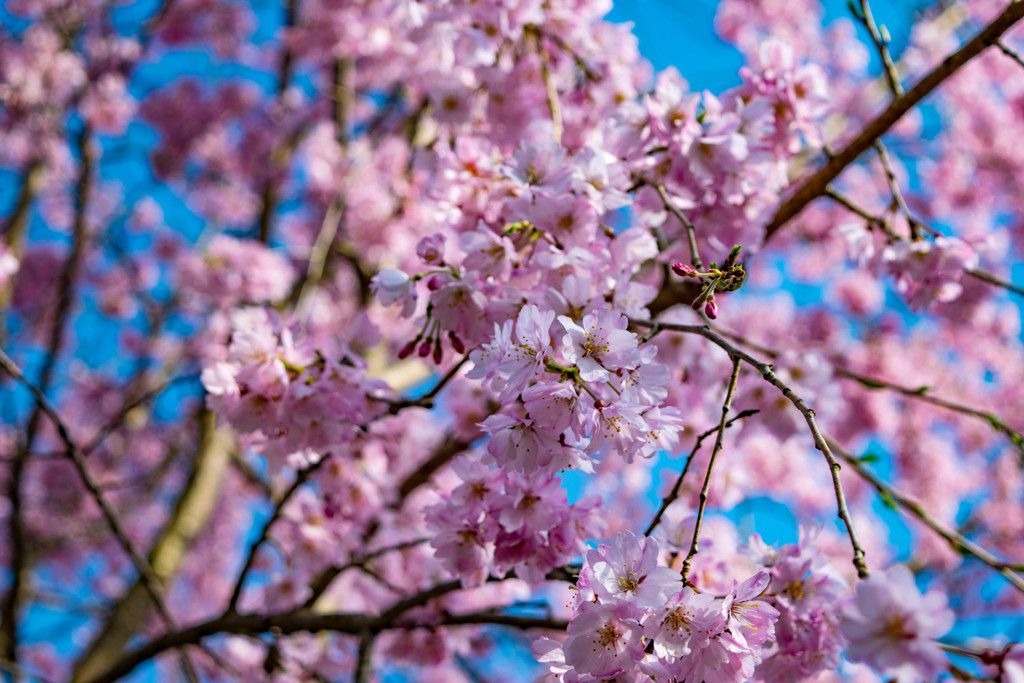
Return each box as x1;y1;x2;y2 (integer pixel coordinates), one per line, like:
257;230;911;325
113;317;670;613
200;307;388;470
425;458;604;587
470;305;685;472
534;531;779;682
531;530;958;683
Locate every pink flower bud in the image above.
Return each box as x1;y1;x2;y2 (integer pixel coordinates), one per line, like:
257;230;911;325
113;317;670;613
672;262;698;277
448;330;466;354
704;296;718;319
397;339;418;359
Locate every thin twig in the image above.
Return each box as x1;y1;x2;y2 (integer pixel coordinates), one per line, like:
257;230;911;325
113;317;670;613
824;186;899;240
965;268;1024;299
0;351;187;653
854;0;904;97
81;373;198;457
826;436;1024;594
1;127;94;664
681;357;742;583
628;318;870;578
255;0;300;244
872;140;930;239
652;182;704;270
832;367;1024;453
991;38;1024;70
826;187;1024;300
225;453;334;613
645;408;759;537
765;3;1024;240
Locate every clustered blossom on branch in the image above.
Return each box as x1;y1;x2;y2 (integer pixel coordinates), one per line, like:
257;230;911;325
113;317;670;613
4;0;1024;681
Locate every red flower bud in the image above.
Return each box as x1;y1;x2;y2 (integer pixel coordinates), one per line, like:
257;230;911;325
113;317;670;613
672;262;698;277
397;339;418;359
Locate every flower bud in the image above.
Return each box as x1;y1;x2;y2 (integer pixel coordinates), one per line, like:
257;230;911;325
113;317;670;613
397;339;418;359
672;262;698;277
448;330;466;354
704;296;718;320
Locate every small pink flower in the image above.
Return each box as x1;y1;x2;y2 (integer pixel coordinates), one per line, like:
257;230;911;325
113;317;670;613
558;308;640;382
563;601;646;678
370;269;417;317
586;531;681;608
840;565;955;683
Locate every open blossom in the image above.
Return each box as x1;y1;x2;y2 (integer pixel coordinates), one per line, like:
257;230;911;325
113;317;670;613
563;600;646;678
370;268;417;317
586;531;681;609
498;304;556;399
558;308;640;382
840;565;955;683
723;570;779;649
881;236;979;310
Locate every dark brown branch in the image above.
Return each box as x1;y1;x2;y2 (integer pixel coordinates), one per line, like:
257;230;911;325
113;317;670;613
91;605;566;683
255;0;300;244
0;350;177;639
764;2;1024;240
225;453;334;613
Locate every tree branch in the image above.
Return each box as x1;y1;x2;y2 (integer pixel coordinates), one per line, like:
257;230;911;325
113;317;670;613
825;436;1024;595
764;2;1024;240
225;452;334;613
91;604;566;683
1;127;94;664
0;351;180;653
644;409;759;537
629;318;870;578
681;357;742;583
71;410;235;683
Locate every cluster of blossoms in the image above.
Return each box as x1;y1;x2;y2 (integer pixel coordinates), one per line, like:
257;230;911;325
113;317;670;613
425;458;604;586
534;531;780;682
8;0;1024;678
469;304;685;473
174;234;296;310
533;530;958;683
200;307;388;470
633;39;829;264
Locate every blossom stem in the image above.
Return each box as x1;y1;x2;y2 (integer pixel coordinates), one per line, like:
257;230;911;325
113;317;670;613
827;436;1024;595
653;181;704;271
681;357;742;583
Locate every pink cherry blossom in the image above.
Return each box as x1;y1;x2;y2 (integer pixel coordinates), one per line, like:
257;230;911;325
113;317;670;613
840;565;955;683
